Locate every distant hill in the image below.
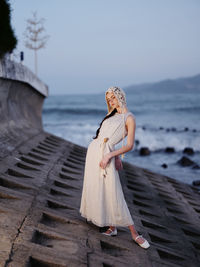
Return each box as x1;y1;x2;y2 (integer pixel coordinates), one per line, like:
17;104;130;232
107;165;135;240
124;74;200;93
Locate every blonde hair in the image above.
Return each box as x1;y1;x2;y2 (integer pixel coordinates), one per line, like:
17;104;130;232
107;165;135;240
105;86;127;113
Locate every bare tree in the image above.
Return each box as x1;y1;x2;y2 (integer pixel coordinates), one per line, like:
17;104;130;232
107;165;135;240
24;11;49;75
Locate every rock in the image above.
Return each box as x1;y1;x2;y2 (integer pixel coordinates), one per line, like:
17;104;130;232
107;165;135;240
192;180;200;186
139;147;151;156
184;127;189;131
183;147;194;155
159;127;164;130
171;127;176;131
192;164;200;169
135;139;140;146
142;126;146;130
193;129;197;132
161;163;168;168
177;156;195;167
165;147;175;153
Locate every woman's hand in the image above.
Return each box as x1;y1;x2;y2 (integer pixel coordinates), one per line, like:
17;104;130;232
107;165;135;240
99;153;111;169
115;156;123;170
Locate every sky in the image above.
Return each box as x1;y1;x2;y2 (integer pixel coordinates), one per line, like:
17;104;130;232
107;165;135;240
10;0;200;95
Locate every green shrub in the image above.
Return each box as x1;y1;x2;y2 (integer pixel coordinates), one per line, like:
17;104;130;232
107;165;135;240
0;0;17;58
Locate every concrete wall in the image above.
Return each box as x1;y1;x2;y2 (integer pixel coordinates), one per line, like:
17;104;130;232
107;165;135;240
0;57;49;158
0;56;48;97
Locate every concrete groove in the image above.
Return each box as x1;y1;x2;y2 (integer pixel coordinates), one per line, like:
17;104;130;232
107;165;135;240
0;131;44;161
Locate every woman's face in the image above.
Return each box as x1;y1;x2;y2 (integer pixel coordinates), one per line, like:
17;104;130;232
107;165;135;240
106;92;119;109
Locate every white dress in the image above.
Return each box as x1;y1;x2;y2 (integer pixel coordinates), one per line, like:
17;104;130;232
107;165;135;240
79;112;135;227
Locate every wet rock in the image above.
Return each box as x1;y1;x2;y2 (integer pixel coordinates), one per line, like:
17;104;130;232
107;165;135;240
161;163;168;168
192;164;200;169
165;147;175;153
135;139;140;146
142;126;146;130
171;127;176;131
177;156;195;167
183;147;194;155
184;127;189;131
159;127;164;130
192;180;200;186
139;147;150;156
193;129;197;132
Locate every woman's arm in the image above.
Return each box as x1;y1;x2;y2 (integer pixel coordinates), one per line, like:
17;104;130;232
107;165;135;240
99;115;136;169
110;115;136;158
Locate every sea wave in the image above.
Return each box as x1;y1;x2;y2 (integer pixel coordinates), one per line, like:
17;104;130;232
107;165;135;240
136;127;200;152
173;106;200;112
42;107;106;116
43;122;200;152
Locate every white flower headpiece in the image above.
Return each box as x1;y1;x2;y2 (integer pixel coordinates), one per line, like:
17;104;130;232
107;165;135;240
105;86;127;113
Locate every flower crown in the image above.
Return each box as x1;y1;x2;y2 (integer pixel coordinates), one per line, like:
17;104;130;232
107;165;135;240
105;86;127;112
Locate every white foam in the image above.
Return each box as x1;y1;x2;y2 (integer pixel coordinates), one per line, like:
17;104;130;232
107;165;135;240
133;127;200;151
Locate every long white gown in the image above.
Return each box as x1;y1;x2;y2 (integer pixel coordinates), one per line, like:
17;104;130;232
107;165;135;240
79;112;135;227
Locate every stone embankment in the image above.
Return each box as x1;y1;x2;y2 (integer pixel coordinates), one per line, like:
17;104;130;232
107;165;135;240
0;59;200;267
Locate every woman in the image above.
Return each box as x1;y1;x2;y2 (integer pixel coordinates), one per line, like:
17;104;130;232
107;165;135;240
79;86;150;249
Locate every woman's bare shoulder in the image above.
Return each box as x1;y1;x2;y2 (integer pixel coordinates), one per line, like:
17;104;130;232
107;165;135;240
126;112;136;122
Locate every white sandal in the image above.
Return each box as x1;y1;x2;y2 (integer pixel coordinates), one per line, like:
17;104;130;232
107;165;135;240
102;227;117;236
134;235;150;249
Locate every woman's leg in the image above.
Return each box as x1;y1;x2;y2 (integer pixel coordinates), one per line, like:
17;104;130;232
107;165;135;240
128;224;147;244
104;225;116;233
104;225;142;239
102;224;149;248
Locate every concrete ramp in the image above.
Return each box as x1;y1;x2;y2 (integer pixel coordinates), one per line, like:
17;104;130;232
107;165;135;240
0;132;200;267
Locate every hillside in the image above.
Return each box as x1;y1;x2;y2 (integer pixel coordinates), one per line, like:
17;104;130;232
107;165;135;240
125;74;200;93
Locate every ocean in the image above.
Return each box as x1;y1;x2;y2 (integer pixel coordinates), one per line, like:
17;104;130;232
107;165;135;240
42;89;200;185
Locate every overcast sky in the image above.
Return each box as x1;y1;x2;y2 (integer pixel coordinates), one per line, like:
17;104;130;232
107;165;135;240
10;0;200;95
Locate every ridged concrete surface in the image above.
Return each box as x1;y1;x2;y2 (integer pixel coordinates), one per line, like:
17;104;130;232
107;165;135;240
0;132;200;267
